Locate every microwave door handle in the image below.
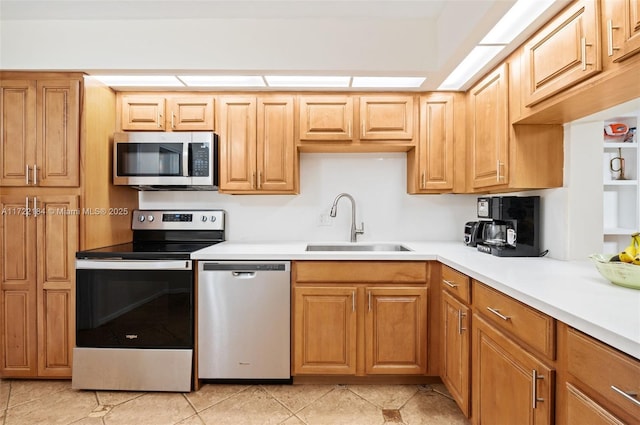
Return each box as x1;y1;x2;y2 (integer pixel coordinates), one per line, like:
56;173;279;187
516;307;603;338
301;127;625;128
183;143;190;177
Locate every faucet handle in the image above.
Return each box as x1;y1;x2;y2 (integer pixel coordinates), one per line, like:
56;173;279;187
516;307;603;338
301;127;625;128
356;222;365;235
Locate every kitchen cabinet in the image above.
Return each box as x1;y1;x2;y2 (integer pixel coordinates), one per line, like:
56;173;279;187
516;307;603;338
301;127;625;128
119;94;214;131
407;93;462;193
292;261;428;376
468;61;564;192
603;0;640;65
440;265;471;418
468;64;509;189
0;78;80;187
472;279;555;425
0;194;78;378
523;0;602;107
297;94;416;151
562;326;640;424
218;95;297;194
472;314;555;425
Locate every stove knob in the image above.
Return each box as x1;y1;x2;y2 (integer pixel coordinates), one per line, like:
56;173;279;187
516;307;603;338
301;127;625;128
201;216;208;222
147;215;155;222
210;216;217;223
138;215;145;222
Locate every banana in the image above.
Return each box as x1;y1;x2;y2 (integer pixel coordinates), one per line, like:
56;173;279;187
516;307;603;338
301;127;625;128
619;232;639;263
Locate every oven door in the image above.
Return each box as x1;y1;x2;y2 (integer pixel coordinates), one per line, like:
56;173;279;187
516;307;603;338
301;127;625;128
75;259;194;349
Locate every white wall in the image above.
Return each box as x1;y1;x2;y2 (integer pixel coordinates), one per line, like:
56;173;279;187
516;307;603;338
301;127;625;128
140;152;479;242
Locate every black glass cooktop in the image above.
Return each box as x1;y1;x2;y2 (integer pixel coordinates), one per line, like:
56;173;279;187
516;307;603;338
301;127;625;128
76;241;221;260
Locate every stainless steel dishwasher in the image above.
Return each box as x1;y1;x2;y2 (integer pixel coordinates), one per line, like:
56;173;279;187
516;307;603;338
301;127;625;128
198;261;291;380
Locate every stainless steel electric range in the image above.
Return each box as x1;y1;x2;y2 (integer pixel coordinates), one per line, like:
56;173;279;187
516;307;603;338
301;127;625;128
72;209;225;392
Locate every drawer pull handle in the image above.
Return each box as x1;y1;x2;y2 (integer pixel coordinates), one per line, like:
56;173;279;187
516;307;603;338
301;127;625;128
487;307;511;321
457;310;466;335
611;385;640;407
443;279;458;288
532;369;545;409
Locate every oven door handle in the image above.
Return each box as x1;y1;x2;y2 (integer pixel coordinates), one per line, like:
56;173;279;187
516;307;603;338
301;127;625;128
75;259;192;270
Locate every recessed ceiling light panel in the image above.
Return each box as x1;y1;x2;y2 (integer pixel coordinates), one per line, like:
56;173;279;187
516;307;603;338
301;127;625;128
481;0;556;44
92;75;184;87
438;45;505;90
179;75;265;87
351;76;425;88
264;76;350;88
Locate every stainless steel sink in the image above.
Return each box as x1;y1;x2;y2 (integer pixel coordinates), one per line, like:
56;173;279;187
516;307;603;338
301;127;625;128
305;243;412;252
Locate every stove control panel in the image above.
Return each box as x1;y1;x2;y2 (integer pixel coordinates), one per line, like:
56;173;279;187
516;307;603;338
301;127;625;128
132;210;224;231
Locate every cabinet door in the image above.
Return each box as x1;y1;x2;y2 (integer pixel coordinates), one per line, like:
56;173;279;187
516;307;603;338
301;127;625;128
473;314;554;425
0;196;37;377
566;383;625;425
0;80;36;187
168;96;214;131
417;94;454;191
36;80;80;187
35;195;77;377
359;96;414;141
441;291;470;417
293;287;357;375
469;64;509;189
523;0;601;106
257;97;296;192
364;287;427;375
604;0;640;62
218;97;257;192
121;95;166;130
298;96;354;141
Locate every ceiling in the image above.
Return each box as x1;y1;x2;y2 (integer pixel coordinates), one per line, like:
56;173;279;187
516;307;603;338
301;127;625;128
0;0;571;91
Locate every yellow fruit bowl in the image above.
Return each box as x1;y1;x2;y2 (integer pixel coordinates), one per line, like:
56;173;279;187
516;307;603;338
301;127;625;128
590;254;640;289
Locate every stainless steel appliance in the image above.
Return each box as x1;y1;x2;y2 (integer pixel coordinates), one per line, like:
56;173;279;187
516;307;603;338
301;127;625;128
198;261;291;381
73;209;225;392
475;196;541;257
113;131;218;190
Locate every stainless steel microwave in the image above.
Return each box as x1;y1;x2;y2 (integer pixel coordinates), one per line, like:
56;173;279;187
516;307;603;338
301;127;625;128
113;132;218;190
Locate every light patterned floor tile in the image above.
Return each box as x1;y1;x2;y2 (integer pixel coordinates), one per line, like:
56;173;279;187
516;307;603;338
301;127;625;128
197;386;292;425
184;384;251;412
280;414;306;424
7;379;70;408
297;386;385;425
262;384;334;413
0;379;10;410
348;385;419;409
4;387;98;425
176;413;206;424
96;390;146;407
104;392;195;425
400;390;469;425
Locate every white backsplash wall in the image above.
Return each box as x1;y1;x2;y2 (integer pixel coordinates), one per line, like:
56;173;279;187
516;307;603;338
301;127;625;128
140;153;479;242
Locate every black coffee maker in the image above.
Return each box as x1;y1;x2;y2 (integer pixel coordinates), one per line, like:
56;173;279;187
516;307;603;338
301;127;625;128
476;196;541;257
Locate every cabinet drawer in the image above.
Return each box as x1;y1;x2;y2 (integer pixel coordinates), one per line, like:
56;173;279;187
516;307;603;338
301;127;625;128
473;281;555;359
567;328;640;419
441;265;470;303
294;261;427;283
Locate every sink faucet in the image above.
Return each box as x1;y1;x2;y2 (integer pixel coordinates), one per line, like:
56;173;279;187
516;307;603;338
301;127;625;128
329;193;364;242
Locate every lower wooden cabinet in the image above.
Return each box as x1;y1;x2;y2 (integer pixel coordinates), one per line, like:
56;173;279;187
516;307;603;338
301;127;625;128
565;383;625;425
0;194;77;377
441;290;471;417
472;314;554;425
292;261;428;377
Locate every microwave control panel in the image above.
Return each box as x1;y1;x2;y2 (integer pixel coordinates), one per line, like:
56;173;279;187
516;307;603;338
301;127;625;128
189;143;210;177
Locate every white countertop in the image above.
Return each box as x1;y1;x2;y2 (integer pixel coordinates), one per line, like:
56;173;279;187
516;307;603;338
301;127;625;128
193;241;640;360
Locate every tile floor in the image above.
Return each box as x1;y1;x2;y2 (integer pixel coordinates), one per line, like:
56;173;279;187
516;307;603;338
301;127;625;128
0;379;470;425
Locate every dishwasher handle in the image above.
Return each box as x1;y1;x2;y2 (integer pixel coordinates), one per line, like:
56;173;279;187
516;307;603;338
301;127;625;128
201;262;290;272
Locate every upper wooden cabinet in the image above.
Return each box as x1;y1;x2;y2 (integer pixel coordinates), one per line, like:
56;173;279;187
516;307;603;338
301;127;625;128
0;78;80;187
218;95;297;194
603;0;640;63
298;96;353;141
523;0;602;107
468;64;509;190
120;94;214;131
407;93;459;194
297;94;416;151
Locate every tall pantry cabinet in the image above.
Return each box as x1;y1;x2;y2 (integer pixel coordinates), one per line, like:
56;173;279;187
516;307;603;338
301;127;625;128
0;72;137;378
